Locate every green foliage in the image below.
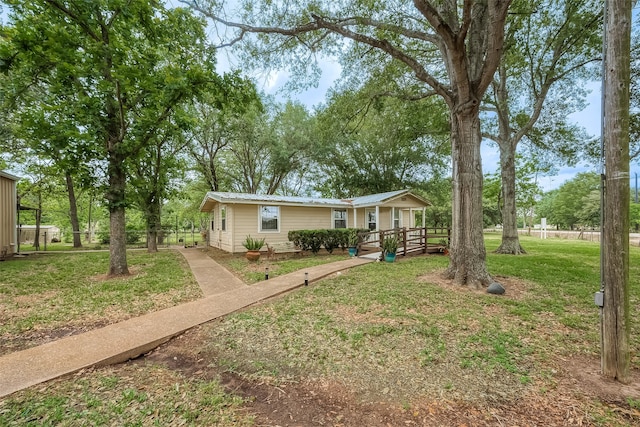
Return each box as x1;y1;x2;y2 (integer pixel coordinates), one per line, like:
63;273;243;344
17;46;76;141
192;96;316;195
242;235;266;251
382;235;398;255
0;0;237;268
348;229;359;247
537;172;600;229
314;82;450;198
288;228;368;254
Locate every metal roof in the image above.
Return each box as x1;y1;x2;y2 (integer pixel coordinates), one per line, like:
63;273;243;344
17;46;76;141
0;170;20;181
350;189;414;207
199;191;351;211
200;189;429;212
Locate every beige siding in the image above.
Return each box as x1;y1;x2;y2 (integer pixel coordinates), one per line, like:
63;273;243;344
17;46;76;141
207;203;234;252
0;175;16;255
231;204;333;253
350;207;394;230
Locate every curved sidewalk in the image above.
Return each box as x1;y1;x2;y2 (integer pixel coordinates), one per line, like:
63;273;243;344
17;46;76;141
0;249;373;398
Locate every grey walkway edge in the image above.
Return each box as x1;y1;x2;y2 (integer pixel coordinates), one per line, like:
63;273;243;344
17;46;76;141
0;250;372;398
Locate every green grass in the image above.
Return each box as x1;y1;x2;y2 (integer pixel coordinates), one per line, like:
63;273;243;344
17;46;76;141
2;236;639;425
0;250;202;346
202;235;639;421
0;364;253;426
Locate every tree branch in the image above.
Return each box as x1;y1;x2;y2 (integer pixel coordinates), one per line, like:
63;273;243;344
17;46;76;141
43;0;101;41
181;0;452;100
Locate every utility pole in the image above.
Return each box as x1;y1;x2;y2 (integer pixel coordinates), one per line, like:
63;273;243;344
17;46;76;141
599;0;631;383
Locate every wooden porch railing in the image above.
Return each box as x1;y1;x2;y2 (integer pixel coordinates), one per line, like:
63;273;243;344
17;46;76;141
356;227;450;257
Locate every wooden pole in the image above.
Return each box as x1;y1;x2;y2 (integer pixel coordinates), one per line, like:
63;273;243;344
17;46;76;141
601;0;631;383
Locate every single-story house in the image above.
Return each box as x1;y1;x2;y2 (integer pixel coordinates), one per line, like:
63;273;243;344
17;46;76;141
199;189;430;253
0;170;18;258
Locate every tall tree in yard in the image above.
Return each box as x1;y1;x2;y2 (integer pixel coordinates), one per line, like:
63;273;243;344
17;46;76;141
483;0;601;254
129;125;187;253
183;0;512;288
601;0;631;384
1;1;225;275
314;82;450;198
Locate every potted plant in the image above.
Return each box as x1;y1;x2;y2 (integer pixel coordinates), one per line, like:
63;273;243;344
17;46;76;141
242;235;265;261
382;236;398;262
438;238;449;255
347;230;359;257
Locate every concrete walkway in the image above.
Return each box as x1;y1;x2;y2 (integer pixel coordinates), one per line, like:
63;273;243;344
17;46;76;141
0;249;373;398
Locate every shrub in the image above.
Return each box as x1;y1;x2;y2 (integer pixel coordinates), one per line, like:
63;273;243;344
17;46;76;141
126;226;142;245
97;226;143;245
288;228;369;254
242;235;265;251
98;229;110;244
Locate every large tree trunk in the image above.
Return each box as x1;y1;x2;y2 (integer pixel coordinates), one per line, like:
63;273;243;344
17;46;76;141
65;173;83;248
601;0;630;383
107;160;129;276
146;199;160;253
496;142;526;254
446;108;493;289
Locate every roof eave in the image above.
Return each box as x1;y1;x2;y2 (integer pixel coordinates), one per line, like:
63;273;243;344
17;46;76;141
0;170;20;181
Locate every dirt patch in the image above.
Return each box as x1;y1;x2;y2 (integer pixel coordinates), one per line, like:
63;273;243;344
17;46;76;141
418;270;531;300
560;355;640;401
88;265;144;282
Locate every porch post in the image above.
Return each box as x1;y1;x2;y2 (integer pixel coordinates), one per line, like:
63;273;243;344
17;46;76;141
353;207;357;228
375;205;380;247
422;207;426;227
391;207;395;229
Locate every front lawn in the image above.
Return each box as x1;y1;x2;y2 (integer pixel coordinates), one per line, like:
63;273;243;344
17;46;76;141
2;235;639;426
0;250;202;355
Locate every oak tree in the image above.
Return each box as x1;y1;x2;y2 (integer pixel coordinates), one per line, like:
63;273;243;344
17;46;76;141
183;0;512;287
483;0;601;254
1;1;225;275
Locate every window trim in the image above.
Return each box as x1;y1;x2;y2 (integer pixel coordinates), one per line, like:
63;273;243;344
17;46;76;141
259;205;280;233
332;208;348;229
221;206;226;231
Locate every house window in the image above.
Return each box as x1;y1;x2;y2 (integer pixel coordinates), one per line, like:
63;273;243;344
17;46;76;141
221;206;226;231
393;209;401;229
367;210;377;230
260;205;279;232
333;209;347;229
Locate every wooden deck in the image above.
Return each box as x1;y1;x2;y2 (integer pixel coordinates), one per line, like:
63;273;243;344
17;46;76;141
357;227;450;257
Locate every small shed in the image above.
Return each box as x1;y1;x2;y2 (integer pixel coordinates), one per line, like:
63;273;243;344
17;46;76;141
0;171;18;258
18;225;61;244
